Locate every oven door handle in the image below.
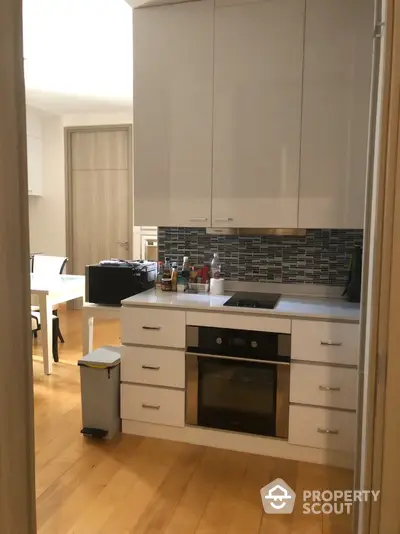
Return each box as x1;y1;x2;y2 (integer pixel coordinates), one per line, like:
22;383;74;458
185;351;290;365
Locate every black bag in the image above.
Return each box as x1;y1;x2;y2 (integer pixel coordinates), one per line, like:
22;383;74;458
343;246;362;303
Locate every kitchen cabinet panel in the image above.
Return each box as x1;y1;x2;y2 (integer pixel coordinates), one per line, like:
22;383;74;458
212;0;305;228
121;384;185;427
291;320;359;366
133;1;213;227
298;0;373;229
289;405;356;453
290;363;358;410
121;307;186;348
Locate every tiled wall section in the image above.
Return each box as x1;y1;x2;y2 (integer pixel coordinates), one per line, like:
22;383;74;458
158;228;363;286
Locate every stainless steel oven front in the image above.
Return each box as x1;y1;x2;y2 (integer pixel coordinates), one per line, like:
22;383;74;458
185;325;290;439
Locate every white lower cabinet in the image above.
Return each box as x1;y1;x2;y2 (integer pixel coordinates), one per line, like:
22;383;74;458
290;363;357;411
121;307;185;348
291;320;359;366
289;405;356;453
289;319;358;456
121;384;185;427
121;305;186;428
121;304;359;464
121;346;185;389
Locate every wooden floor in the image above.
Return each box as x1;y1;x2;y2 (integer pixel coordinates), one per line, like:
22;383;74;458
32;308;354;534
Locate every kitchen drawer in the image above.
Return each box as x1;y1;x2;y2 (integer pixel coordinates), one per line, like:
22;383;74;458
289;405;356;453
292;320;359;366
121;307;185;348
290;363;358;410
121;384;185;427
121;346;185;389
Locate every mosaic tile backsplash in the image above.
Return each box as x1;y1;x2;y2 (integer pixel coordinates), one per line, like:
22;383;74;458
158;228;363;286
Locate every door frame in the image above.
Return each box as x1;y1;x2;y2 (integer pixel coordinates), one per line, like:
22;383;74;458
64;124;133;275
357;0;400;531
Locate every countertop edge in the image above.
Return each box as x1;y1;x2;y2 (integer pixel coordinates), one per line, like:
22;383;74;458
121;298;360;324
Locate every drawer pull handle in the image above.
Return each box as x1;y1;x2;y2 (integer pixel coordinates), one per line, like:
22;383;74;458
189;217;208;222
142;403;160;410
214;217;234;222
319;385;341;392
142;326;161;331
142;365;160;371
320;341;343;347
317;428;339;435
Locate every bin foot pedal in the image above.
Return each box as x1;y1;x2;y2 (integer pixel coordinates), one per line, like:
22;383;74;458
81;427;108;439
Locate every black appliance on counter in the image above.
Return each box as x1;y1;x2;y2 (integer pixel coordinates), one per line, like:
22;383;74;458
343;246;362;303
185;325;291;439
223;292;281;309
86;260;156;306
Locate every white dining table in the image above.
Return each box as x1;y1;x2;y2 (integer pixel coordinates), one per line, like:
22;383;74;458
31;274;85;375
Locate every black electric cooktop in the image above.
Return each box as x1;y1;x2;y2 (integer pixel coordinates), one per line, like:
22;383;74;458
223;292;281;310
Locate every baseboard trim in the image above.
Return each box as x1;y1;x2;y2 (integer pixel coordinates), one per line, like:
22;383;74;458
122;419;353;469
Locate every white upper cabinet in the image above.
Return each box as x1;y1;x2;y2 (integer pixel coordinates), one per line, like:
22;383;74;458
298;0;373;229
133;1;213;227
27;135;43;196
212;0;305;228
26;108;43;196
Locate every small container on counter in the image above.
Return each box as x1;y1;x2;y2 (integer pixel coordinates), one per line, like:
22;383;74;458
177;276;186;292
210;278;224;295
161;278;172;291
188;282;210;293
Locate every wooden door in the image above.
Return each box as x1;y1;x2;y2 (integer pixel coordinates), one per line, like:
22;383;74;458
0;0;36;530
133;1;213;227
67;126;132;276
298;0;374;229
212;0;305;228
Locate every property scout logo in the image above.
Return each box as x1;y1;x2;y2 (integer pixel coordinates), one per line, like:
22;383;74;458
260;478;380;515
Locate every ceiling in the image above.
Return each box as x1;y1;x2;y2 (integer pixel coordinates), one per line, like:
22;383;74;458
23;0;133;114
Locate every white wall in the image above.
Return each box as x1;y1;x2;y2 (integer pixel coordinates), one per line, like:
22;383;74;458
28;111;65;255
28;106;133;261
63;112;132;127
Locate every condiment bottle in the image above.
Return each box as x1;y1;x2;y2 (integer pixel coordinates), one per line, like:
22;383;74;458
163;257;171;278
171;262;178;291
156;261;163;289
182;256;190;281
190;267;198;283
211;253;221;279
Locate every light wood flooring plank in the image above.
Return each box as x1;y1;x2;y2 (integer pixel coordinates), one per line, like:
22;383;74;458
164;447;226;534
195;449;249;534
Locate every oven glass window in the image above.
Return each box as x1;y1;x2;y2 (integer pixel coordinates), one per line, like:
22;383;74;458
198;357;277;437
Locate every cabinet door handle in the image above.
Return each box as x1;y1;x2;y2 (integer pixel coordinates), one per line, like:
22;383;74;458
214;217;233;222
142;326;161;331
317;428;339;435
142;403;160;410
320;341;342;347
189;217;208;222
142;365;160;371
319;385;341;392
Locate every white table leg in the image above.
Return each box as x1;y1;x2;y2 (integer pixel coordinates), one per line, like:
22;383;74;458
83;311;94;355
39;294;53;375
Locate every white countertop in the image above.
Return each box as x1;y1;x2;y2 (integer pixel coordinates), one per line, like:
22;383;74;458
122;289;360;323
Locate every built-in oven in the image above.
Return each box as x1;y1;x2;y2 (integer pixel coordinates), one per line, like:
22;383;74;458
186;326;290;439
